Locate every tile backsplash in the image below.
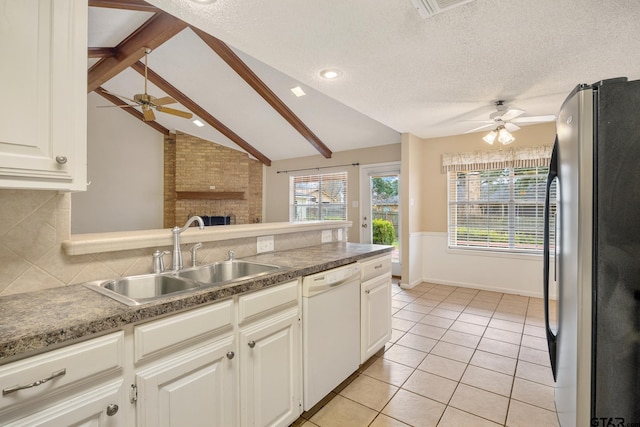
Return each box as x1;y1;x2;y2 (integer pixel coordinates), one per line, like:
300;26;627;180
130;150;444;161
0;189;344;297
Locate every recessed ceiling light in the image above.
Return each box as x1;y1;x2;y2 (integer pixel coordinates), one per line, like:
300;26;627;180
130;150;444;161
290;86;306;97
192;119;205;127
319;69;343;80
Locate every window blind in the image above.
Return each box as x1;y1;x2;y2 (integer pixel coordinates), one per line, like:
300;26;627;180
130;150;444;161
290;171;348;221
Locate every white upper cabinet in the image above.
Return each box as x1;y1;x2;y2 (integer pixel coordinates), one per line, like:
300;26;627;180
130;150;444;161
0;0;87;191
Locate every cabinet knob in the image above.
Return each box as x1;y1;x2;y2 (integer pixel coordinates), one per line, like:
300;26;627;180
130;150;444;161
55;156;68;165
226;351;235;359
106;404;119;416
365;289;371;294
248;340;256;348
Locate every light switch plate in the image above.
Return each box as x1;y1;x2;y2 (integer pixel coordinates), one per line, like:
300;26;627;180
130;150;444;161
257;235;274;253
321;230;332;243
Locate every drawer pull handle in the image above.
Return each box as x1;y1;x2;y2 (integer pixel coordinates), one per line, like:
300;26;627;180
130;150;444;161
2;368;66;396
374;264;383;269
248;340;256;348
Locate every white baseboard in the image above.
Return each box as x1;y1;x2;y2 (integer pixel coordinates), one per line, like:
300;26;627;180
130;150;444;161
421;276;550;299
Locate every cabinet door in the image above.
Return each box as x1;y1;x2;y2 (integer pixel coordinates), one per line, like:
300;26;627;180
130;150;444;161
361;274;392;362
4;380;125;427
136;335;236;427
0;0;87;190
239;308;301;427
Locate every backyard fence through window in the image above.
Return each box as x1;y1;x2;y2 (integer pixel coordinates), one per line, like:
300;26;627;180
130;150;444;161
290;171;347;221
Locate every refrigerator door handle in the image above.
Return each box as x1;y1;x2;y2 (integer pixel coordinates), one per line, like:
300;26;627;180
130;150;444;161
544;138;559;380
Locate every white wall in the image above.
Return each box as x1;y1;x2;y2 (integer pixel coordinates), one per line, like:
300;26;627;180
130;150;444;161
72;93;165;233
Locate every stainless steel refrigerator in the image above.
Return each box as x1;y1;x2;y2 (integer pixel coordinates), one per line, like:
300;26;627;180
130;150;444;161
543;77;640;427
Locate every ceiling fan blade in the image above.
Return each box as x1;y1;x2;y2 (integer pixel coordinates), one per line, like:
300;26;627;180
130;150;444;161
142;105;156;122
504;122;521;132
153;96;177;106
156;106;193;119
500;109;525;122
100;89;139;104
97;104;136;108
464;123;495;134
511;114;556;124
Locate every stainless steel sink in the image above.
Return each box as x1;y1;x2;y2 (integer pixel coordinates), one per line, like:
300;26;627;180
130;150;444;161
176;260;281;284
85;274;201;306
84;260;282;306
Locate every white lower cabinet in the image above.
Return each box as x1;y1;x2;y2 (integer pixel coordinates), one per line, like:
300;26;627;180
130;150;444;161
239;307;301;427
360;255;393;363
0;332;126;426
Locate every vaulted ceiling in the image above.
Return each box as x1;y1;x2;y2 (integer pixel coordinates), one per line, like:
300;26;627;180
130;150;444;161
90;0;640;165
88;0;400;165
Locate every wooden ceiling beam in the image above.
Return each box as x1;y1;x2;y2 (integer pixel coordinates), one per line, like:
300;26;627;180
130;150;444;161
87;12;187;93
191;27;333;159
88;0;159;12
130;61;272;166
94;87;171;135
88;47;117;58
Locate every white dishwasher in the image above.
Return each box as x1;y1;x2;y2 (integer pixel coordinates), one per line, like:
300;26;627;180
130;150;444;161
302;263;361;410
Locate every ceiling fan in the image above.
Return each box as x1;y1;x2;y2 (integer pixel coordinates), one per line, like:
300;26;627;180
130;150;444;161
464;100;555;145
101;48;193;122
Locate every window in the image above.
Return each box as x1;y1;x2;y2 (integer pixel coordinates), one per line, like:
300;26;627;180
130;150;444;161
443;147;556;253
290;172;347;221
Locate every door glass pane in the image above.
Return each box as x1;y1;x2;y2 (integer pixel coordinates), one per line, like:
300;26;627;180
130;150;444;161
370;174;399;263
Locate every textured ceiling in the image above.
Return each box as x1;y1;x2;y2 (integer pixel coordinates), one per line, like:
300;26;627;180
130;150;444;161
92;0;640;160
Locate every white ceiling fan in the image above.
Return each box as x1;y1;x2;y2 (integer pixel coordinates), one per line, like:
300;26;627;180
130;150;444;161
464;100;555;144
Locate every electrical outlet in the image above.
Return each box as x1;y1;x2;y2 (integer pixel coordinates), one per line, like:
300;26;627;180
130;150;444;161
321;230;332;243
257;235;274;253
337;229;343;241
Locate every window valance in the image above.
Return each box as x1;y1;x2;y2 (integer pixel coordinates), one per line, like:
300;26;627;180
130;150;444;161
441;145;553;173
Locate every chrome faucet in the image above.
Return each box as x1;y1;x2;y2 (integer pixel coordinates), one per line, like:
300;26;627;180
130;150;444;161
172;216;205;270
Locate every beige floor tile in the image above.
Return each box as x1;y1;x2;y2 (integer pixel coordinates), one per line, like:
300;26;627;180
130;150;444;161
449;384;509;425
370;414;411;427
506;399;559;427
449;320;486;336
523;324;545;338
394;294;418;303
382;389;446;427
501;294;529;305
483;327;522;345
392;300;409;310
477;337;520;358
452;286;479;295
515;360;555;387
437;302;466;312
474;291;503;302
403;302;434;314
468;299;499;309
340;374;398;411
524;316;545;327
362;357;415;387
461;365;513;397
402;369;458;404
457;312;491;326
309;394;378;427
394;309;427;322
440;329;481;349
437;406;501;427
409;323;447;340
492;311;526;323
444;295;474;305
430;307;461;320
518;346;551;367
511;377;556;411
489;318;524;333
395;333;438;353
419;314;455;329
418;354;468;381
383;344;428;368
430;341;475;363
389;328;406;344
470;350;517;375
463;306;496;318
520;334;548;351
391;318;416;332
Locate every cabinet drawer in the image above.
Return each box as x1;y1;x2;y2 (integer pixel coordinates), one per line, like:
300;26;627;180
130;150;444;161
360;255;392;281
238;280;299;324
0;332;124;413
135;300;233;363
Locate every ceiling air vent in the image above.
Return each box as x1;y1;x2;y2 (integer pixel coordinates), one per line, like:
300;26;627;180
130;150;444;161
409;0;474;18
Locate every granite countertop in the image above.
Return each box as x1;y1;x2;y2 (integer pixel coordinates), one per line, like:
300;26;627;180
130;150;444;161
0;243;392;364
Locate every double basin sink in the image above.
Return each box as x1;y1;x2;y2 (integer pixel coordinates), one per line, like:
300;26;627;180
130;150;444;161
85;260;282;306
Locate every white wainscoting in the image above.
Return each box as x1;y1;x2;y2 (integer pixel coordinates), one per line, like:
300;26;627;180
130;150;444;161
400;232;424;289
419;232;557;299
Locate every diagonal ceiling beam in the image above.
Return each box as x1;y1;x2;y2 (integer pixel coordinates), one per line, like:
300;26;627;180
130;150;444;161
130;61;272;166
94;87;170;135
88;0;160;12
88;47;117;58
191;27;333;159
87;12;187;93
